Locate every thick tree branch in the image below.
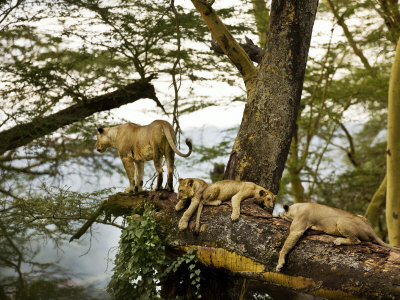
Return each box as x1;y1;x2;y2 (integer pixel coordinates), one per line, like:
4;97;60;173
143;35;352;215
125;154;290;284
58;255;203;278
210;36;266;64
224;0;319;194
0;76;161;155
191;0;258;95
73;191;400;299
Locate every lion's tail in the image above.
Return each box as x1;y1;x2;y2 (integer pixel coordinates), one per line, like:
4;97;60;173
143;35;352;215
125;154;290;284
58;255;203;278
370;228;400;250
163;124;192;157
194;201;204;236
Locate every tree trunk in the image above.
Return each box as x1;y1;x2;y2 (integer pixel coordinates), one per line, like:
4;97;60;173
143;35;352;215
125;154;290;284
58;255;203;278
0;77;159;155
387;37;400;246
365;175;386;238
250;0;270;48
288;133;305;203
88;191;400;299
224;0;319;194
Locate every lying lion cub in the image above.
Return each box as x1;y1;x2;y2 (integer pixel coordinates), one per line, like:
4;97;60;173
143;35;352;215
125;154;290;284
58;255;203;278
276;202;400;272
175;178;216;231
175;178;275;232
95;120;192;192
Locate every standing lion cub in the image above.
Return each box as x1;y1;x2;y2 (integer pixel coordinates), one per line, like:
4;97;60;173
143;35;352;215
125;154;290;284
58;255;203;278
95;120;192;192
276;202;400;272
175;178;275;232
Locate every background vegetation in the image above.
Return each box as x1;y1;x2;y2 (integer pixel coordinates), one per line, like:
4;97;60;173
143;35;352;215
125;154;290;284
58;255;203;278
0;0;398;298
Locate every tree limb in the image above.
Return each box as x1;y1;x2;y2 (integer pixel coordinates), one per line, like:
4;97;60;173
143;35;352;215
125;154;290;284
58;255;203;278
210;36;266;64
0;76;161;155
191;0;258;96
73;191;400;299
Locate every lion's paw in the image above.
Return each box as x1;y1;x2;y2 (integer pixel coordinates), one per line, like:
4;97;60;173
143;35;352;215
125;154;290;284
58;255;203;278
178;219;188;231
124;187;134;193
231;214;240;222
333;238;342;246
175;201;185;211
275;264;283;272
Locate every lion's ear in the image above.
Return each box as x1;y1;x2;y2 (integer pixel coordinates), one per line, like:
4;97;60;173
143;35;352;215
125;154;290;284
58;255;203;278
259;190;265;197
178;177;183;183
283;204;289;212
188;179;193;187
97;127;104;134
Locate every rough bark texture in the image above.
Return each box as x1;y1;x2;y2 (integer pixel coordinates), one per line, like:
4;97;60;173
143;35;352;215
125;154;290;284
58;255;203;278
89;191;400;299
387;37;400;246
210;36;266;64
224;0;319;194
0;77;159;155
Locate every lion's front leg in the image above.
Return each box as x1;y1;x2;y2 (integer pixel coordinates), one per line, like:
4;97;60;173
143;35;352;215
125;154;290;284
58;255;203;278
230;192;248;221
175;199;187;211
120;155;135;193
276;221;308;272
134;161;144;192
178;197;200;231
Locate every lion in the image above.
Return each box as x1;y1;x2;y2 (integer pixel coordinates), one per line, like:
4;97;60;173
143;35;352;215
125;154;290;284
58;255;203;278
175;178;275;232
276;202;400;272
175;178;219;231
194;180;275;233
95;120;192;192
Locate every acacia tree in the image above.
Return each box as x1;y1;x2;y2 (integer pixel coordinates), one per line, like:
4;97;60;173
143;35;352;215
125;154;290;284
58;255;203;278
0;0;250;297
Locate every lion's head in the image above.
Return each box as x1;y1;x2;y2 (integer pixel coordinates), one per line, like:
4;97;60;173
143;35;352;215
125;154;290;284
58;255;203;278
95;127;112;153
177;178;197;201
257;188;276;213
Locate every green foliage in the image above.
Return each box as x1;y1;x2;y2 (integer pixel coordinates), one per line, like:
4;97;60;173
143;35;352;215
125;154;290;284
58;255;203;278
163;248;202;299
107;202;165;299
107;201;202;299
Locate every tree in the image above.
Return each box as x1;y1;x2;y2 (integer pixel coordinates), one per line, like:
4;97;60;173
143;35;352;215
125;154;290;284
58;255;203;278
2;0;400;298
191;0;319;195
387;36;400;246
0;0;249;297
99;190;400;299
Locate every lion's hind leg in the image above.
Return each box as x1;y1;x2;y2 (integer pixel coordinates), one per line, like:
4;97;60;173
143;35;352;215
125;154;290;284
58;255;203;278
202;199;222;206
153;152;163;191
165;148;175;192
334;218;361;246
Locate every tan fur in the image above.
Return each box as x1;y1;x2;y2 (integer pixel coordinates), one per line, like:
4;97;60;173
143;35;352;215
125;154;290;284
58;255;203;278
195;180;275;233
175;178;275;232
276;202;400;272
95;120;192;192
175;178;213;231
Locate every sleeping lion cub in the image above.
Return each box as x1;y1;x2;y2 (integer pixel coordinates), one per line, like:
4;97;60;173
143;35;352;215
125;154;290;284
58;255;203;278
175;178;275;232
95;120;192;192
276;202;400;272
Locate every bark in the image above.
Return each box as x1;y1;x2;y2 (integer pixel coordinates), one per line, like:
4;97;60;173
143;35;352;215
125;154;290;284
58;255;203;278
0;77;159;155
288;137;305;203
191;0;258;95
387;37;400;246
365;175;387;235
210;36;266;64
79;191;400;299
224;0;319;194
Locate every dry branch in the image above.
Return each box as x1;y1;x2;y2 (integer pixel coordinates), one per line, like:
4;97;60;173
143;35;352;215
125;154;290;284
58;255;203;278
210;36;266;64
73;191;400;299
